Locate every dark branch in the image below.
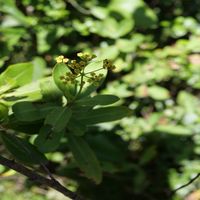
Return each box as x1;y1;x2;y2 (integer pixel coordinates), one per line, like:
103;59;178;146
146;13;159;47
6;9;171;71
0;155;83;200
171;173;200;195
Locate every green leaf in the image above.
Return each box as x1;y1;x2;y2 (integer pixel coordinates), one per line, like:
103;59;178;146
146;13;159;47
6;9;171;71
86;134;125;162
109;0;157;28
92;17;134;39
2;81;42;103
7;117;43;135
97;45;119;60
75;106;132;124
53;63;77;100
0;103;8;122
32;57;46;81
72;105;93;114
45;107;72;132
155;125;192;135
12;102;57;122
177;91;199;112
116;39;137;53
67;134;102;184
0;0;36;26
1;133;47;164
135;85;170;100
67;118;87;136
75;95;119;106
90;6;108;19
12;102;39;121
34;125;64;153
109;0;140;18
40;77;62;101
0;62;36;94
148;86;170;100
133;3;158;29
2;78;59;104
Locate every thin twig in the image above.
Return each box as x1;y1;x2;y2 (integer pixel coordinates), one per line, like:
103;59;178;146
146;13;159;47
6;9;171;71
67;0;91;15
0;155;83;200
41;163;56;181
171;173;200;195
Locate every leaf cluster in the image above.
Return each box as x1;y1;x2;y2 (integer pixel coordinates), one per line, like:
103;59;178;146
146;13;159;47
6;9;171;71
0;53;131;185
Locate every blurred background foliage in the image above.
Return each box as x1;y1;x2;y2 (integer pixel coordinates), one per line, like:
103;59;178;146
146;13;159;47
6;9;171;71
1;0;200;199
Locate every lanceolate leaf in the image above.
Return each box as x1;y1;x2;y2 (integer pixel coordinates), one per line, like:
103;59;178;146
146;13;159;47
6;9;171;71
67;118;87;136
75;106;132;124
155;125;192;135
1;133;47;164
8;117;43;135
12;102;39;121
12;102;58;122
75;94;119;106
44;107;72;132
67;134;102;184
34;125;65;153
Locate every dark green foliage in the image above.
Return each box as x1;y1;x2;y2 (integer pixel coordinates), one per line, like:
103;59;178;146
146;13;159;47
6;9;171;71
1;133;47;165
34;125;65;153
67;133;102;184
74;106;131;125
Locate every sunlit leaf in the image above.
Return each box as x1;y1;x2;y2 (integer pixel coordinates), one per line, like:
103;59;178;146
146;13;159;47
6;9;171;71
0;63;34;93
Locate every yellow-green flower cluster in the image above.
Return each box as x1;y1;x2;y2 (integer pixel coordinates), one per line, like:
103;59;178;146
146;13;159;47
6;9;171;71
60;72;78;84
87;72;104;86
77;52;96;61
57;53;115;87
103;59;116;70
68;60;86;75
55;55;69;63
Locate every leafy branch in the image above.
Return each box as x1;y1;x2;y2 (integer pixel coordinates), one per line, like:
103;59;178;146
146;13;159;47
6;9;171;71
0;53;130;197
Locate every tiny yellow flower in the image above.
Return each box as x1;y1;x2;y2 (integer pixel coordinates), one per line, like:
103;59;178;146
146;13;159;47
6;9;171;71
77;52;83;57
63;58;69;63
55;55;69;63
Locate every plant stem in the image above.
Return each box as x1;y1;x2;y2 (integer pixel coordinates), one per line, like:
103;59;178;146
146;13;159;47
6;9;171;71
171;173;200;196
77;72;84;96
68;70;85;105
0;155;84;200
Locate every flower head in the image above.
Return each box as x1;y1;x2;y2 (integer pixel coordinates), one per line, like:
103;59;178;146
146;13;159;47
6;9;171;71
77;52;96;61
55;55;69;63
103;59;116;70
58;52;112;87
